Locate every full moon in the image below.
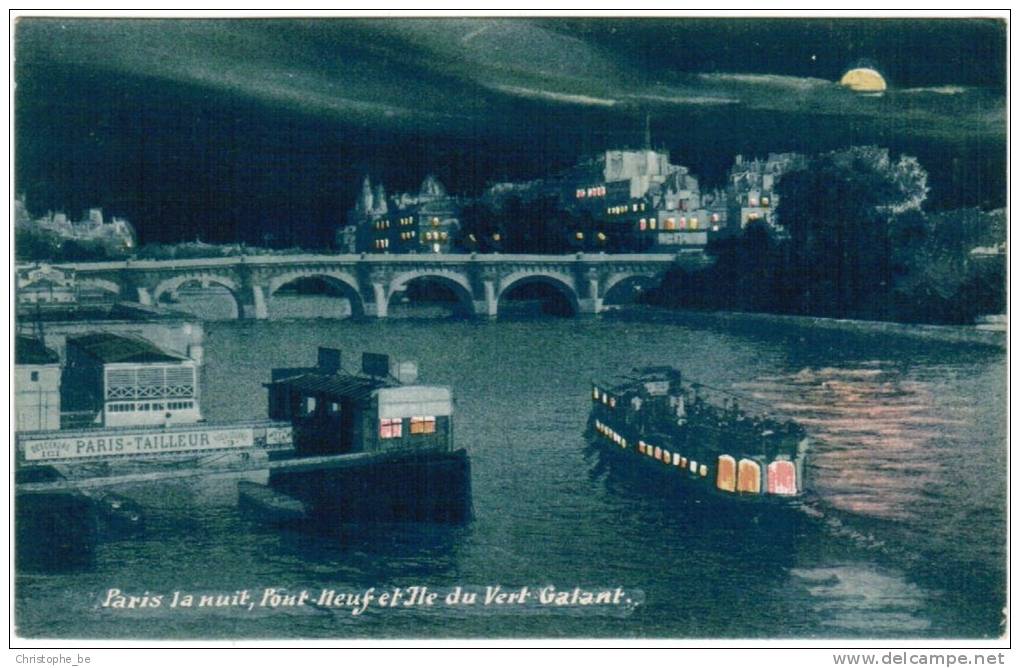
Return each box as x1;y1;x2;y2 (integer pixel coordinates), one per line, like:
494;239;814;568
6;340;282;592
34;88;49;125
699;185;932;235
839;67;887;93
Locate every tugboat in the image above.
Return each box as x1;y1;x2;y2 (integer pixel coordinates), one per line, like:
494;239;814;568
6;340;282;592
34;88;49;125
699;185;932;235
588;367;809;513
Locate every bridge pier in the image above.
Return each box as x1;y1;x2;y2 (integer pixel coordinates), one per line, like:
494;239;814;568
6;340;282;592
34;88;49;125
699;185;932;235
370;282;388;318
136;287;154;306
481;279;498;318
238;285;268;320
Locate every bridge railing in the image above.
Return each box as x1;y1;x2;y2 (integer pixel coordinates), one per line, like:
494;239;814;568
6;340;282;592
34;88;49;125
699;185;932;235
24;252;687;273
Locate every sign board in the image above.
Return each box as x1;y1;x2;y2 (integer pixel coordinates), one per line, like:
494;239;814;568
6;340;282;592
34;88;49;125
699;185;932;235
19;427;256;462
265;426;292;446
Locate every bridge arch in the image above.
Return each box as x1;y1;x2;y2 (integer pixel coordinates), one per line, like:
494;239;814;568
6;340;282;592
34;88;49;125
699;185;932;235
267;270;365;318
153;274;242;319
386;270;475;317
497;270;579;317
77;278;123;298
602;273;661;306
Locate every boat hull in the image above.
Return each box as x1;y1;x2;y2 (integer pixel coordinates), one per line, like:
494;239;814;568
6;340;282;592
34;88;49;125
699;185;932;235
587;431;807;530
269;448;472;530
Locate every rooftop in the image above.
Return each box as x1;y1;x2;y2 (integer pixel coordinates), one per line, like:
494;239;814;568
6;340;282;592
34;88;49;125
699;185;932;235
68;332;188;364
15;336;60;365
265;371;395;400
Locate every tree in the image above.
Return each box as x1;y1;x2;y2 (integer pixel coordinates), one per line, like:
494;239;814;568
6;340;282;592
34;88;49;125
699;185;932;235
776;146;930;318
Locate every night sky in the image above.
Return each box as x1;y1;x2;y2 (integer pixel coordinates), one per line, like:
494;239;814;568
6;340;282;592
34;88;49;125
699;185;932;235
14;17;1007;247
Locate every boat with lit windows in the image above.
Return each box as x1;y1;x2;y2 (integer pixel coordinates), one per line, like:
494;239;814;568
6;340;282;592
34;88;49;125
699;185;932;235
588;367;809;512
260;347;472;526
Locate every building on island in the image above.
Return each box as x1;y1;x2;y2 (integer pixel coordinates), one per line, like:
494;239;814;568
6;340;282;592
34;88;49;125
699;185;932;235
15;336;62;432
340;175;462;254
62;333;201;428
726;153;806;231
16;197;137;253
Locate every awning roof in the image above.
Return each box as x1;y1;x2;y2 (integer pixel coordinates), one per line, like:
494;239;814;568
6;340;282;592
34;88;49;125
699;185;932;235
264;372;394;400
15;336;60;365
68;332;187;364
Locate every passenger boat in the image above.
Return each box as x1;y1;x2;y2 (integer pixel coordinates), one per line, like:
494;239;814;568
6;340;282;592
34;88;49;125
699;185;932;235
588;367;809;511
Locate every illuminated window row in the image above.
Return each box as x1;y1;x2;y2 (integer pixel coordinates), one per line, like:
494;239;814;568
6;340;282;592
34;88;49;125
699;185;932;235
400;231;416;240
638;441;708;477
374;239;390;250
373;220;391;230
423;231;448;241
380;416;438;439
577;185;606;199
399;216;414;226
716;455;797;495
592;386;617;408
593;420;627;448
607;202;646;216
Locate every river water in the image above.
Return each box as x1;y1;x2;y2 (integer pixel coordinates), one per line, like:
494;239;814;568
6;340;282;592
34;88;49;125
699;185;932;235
14;302;1007;639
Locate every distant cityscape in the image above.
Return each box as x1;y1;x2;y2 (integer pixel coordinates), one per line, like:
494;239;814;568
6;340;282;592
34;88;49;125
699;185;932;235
339;144;806;255
16;139;811;258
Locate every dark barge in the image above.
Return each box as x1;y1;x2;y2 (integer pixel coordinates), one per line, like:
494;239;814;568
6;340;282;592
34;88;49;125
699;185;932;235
259;348;472;527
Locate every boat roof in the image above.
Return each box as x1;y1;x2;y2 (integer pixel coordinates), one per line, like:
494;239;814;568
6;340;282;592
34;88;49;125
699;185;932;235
595;367;682;393
264;371;395;400
67;332;188;364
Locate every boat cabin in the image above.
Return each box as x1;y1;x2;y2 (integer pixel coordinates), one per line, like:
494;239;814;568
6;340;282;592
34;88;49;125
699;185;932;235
265;348;453;456
62;332;201;428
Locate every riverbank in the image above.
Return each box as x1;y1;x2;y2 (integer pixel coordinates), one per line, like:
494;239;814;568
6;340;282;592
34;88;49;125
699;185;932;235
607;306;1006;350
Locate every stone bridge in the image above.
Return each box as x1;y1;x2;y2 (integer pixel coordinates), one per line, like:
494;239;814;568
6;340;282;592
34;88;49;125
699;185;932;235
37;252;709;319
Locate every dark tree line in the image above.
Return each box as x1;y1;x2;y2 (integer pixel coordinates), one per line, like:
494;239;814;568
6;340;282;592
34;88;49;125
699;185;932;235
647;147;1005;325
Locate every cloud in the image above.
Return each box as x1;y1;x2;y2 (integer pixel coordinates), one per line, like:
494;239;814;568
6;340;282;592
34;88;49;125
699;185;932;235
898;86;968;95
491;84;617;107
698;72;833;91
14;19;1005;142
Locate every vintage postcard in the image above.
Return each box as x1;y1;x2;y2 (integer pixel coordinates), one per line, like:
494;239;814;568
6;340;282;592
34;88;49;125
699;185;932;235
10;12;1008;651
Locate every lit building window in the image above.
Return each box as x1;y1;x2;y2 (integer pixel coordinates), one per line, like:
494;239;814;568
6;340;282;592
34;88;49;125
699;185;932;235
577;189;586;199
762;197;770;206
597;232;607;242
410;416;436;435
650;220;657;230
639;219;647;231
575;231;584;240
380;418;402;439
712;213;720;223
431;218;440;227
690;217;698;230
665;218;676;231
632;203;638;212
493;233;501;242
